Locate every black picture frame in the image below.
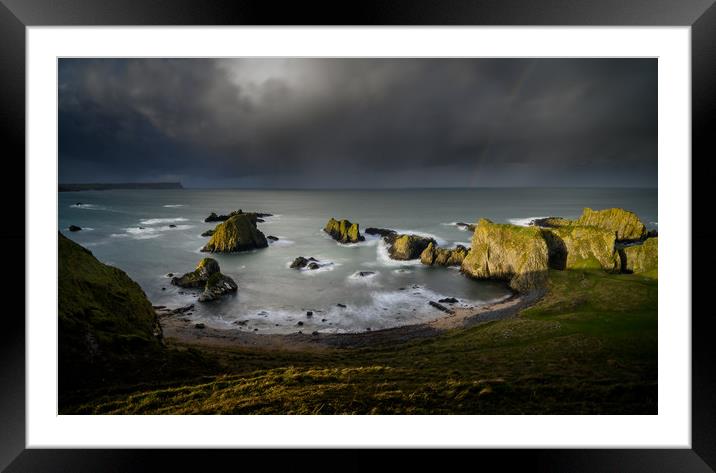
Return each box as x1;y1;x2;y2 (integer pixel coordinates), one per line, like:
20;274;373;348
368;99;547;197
2;0;713;471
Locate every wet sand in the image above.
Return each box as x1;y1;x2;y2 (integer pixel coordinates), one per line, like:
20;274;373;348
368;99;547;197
159;291;540;352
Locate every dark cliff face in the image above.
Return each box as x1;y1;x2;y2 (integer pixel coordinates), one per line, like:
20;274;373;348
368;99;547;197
58;232;163;394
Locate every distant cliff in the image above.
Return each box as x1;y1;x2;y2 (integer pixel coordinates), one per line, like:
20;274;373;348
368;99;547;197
58;182;183;192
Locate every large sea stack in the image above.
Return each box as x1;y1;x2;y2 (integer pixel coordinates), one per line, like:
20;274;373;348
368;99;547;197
461;219;549;293
324;218;364;243
202;214;268;252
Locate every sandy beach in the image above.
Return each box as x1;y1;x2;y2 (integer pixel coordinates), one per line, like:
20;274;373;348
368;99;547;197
158;291;539;352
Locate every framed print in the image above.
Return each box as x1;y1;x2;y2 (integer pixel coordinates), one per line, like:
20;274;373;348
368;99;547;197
2;0;715;470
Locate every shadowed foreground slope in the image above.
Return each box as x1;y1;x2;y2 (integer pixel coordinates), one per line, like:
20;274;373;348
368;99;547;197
62;263;657;414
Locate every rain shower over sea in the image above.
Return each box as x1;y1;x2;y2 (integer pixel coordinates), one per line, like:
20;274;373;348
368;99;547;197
59;187;657;334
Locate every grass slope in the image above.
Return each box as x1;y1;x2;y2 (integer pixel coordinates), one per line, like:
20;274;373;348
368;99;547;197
62;268;657;415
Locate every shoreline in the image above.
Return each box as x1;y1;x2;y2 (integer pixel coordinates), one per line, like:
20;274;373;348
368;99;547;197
159;290;540;352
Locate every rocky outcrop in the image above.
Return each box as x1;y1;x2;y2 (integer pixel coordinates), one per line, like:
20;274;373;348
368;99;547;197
541;225;620;272
205;210;272;223
172;258;237;302
290;256;320;270
199;272;239;302
530;208;647;242
202;214;268;252
365;227;397;239
201;229;215;237
324;218;364;243
388;234;436;260
68;225;82;232
420;242;469;266
620;237;658;275
461;219;549;293
575;207;647;241
171;258;221;288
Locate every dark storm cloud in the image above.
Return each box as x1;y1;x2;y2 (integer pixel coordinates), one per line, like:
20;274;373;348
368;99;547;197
58;58;657;187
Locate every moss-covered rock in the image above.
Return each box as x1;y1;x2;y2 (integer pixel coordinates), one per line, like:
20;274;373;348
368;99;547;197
202;214;268;252
420;242;469;266
461;219;549;293
389;234;436;260
199;272;239;302
324;218;364;243
171;258;221;288
542;225;620;272
620;237;658;276
575;207;647;241
172;258;238;301
58;232;163;392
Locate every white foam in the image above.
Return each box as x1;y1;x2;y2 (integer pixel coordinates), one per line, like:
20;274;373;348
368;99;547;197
139;217;189;225
340;233;382;247
441;222;472;231
392;229;448;246
347;270;381;284
268;238;295;247
69;203;105;210
507;216;546;227
162;204;184;208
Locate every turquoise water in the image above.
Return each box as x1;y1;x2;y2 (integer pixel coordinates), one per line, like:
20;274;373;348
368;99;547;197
58;188;657;334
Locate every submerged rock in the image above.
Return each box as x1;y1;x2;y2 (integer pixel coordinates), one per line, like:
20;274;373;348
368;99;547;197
204;209;271;224
439;297;459;303
420;242;469;266
202;214;268;252
365;227;397;239
324;218;364;243
461;219;549;293
267;235;279;242
541;225;620;272
429;301;455;314
619;237;658;275
290;256;319;269
68;225;82;232
455;222;476;232
388;234;436;260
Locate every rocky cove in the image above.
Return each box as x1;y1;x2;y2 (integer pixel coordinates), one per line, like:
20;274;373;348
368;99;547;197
58;188;657;337
58;189;658;414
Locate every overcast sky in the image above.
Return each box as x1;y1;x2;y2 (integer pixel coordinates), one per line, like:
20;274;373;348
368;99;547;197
58;58;657;188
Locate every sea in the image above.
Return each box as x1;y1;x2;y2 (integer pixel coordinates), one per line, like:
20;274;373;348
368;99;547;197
59;188;657;334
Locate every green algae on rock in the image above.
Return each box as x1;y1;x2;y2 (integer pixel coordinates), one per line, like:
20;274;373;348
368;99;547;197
202;214;268;252
461;219;549;293
541;225;620;272
420;242;469;266
323;218;365;243
575;207;647;241
620;237;658;276
389;234;436;260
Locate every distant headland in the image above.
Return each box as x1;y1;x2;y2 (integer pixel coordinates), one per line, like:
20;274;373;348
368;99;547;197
58;182;183;192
